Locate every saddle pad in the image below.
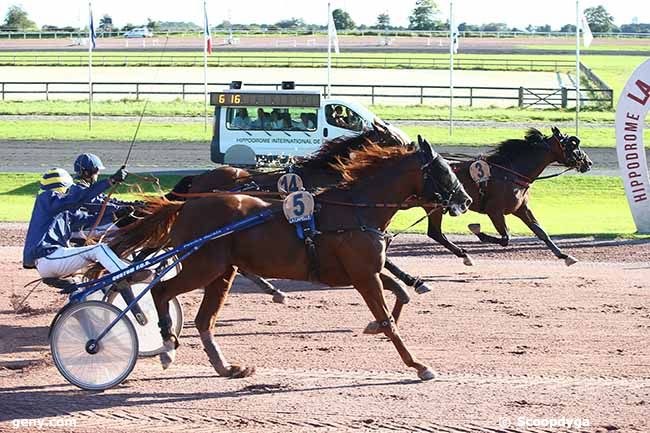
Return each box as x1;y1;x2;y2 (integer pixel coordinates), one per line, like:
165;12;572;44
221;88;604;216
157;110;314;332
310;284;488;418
283;191;315;224
277;173;304;195
469;160;491;183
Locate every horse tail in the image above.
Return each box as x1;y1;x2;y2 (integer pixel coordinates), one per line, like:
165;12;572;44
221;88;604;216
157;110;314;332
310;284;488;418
108;196;185;257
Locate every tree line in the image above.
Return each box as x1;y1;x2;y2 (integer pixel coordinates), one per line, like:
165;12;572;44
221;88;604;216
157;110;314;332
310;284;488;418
1;1;647;34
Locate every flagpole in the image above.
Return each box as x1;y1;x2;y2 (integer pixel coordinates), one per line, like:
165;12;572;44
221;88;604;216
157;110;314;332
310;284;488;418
449;0;454;136
203;0;209;132
327;1;332;98
575;0;580;135
88;1;93;131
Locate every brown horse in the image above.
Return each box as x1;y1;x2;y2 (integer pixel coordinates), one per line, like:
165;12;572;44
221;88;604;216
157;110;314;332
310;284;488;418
427;127;593;266
108;140;471;380
166;126;434;298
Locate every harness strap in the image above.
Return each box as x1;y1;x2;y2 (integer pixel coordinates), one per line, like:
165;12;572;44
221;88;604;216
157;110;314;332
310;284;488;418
535;167;573;180
480;158;534;185
316;196;426;209
451;154;573;186
304;234;320;282
360;226;387;237
168;190;283;199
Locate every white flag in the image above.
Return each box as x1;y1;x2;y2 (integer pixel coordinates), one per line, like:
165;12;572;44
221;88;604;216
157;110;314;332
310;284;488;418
580;11;593;48
328;8;340;54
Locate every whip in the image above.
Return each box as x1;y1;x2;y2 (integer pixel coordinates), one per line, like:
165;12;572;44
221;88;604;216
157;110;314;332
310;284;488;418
86;36;170;243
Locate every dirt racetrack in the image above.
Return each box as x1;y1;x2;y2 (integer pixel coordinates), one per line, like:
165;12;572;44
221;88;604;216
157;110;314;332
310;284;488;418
0;222;649;433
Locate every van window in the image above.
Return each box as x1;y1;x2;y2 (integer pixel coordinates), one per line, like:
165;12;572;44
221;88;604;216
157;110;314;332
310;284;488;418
226;107;318;131
325;104;363;132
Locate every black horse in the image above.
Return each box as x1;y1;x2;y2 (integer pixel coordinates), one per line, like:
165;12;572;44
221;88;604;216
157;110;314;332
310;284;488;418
426;127;592;266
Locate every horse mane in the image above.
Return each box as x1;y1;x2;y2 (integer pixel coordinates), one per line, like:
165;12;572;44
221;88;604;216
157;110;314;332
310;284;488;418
327;143;415;189
297;124;408;170
487;128;548;164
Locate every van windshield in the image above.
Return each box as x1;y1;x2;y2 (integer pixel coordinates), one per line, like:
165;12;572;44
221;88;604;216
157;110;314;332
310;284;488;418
226;107;318;132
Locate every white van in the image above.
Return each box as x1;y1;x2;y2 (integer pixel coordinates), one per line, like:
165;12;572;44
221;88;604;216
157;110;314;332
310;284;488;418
210;85;408;166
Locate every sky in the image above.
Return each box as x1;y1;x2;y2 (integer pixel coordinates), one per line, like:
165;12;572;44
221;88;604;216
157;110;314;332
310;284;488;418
1;0;649;29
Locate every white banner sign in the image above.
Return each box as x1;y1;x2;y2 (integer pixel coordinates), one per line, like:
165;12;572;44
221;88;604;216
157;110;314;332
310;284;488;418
615;59;650;233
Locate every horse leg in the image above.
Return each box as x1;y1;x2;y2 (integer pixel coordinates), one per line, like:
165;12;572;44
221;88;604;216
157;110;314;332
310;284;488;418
364;272;409;335
513;204;577;266
384;258;431;294
469;212;510;247
195;266;256;378
152;255;227;370
427;209;474;266
354;273;435;380
239;269;287;304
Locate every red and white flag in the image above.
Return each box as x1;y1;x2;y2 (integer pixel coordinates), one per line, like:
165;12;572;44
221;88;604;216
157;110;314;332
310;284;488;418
204;1;212;54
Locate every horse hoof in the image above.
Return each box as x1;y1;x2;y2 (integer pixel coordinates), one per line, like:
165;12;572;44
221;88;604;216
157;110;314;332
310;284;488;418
272;291;287;304
160;340;176;370
462;256;475;266
160;350;176;370
564;255;578;266
418;367;436;381
363;321;381;335
229;365;256;379
414;282;432;295
468;223;481;235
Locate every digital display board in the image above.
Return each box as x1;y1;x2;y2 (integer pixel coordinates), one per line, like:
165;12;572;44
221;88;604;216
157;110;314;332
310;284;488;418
210;92;321;108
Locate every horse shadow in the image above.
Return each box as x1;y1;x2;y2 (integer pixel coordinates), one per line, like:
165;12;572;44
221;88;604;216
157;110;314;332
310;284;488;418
387;235;650;259
229;274;349;295
0;373;419;422
0;324;49;372
0;324;49;357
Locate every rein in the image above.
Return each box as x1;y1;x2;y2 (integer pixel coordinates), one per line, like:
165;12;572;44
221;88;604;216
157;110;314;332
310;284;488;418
85;185;118;244
169;190;283;199
315;195;426;209
443;152;573;185
483;159;575;184
534;167;573;180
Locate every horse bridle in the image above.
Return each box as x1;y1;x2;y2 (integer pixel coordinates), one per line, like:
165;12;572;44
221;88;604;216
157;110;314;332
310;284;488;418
419;151;462;211
549;130;587;169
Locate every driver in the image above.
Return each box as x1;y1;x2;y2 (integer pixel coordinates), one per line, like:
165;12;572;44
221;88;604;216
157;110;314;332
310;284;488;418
69;153;138;241
22;166;151;286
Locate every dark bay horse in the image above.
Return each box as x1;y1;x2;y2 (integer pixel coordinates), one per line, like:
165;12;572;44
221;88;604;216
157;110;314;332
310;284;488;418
427;127;593;266
167;126;435;298
109;141;471;380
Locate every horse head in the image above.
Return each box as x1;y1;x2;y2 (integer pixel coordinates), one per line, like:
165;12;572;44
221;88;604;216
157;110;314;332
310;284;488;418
550;127;593;173
417;135;472;216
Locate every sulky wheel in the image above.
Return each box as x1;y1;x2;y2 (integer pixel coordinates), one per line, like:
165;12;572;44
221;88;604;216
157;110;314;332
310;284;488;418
50;300;138;391
85;250;184;357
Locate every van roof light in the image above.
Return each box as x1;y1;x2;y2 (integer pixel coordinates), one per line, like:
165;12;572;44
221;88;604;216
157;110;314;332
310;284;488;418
281;81;295;90
230;81;243;89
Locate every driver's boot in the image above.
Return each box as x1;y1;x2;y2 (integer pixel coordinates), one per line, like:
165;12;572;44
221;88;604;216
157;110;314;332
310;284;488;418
114;280;149;326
